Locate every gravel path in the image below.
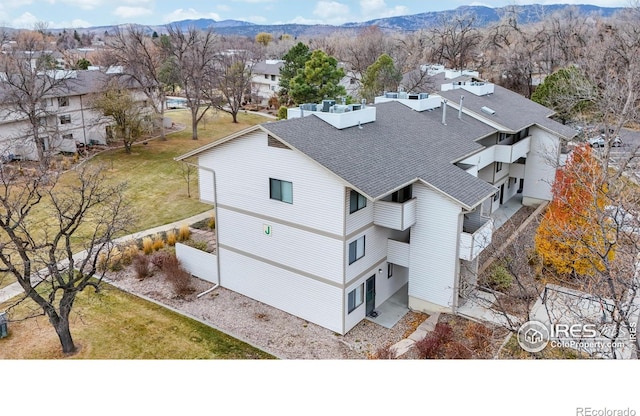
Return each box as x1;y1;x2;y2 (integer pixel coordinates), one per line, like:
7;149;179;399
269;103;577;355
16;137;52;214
105;265;425;359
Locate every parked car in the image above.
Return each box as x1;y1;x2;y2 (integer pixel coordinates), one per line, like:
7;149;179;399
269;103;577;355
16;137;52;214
589;134;622;148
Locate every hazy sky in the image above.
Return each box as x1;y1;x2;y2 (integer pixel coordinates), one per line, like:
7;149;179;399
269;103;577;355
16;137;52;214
0;0;631;29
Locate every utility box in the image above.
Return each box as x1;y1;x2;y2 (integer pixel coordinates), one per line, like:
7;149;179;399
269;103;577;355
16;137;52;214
0;312;7;339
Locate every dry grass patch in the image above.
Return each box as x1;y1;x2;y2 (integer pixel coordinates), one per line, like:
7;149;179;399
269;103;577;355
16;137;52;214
0;283;273;359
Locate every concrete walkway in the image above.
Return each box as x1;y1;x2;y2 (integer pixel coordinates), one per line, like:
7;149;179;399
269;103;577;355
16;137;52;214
0;209;215;305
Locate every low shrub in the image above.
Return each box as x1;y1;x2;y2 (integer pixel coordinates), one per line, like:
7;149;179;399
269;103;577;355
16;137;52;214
142;237;154;255
464;322;493;354
178;224;191;242
152;234;165;251
107;246;123;271
120;241;139;266
161;253;193;297
132;254;151;280
207;215;216;230
150;251;173;270
61;158;71;170
487;265;513;292
97;252;108;272
444;341;473;359
166;230;177;246
415;322;453;359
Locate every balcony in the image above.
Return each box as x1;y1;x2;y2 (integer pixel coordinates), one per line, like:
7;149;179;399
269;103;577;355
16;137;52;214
459;136;531;170
387;239;410;268
459;216;493;261
494;136;531;164
374;198;417;231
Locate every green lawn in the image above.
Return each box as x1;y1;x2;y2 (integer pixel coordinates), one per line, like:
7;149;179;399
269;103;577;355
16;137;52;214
0;283;274;359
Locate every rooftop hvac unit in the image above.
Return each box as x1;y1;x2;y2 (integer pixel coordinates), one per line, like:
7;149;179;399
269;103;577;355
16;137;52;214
301;103;317;111
419;93;429;99
332;104;350;113
384;92;399;99
349;104;362;111
398;91;408;99
322;99;336;112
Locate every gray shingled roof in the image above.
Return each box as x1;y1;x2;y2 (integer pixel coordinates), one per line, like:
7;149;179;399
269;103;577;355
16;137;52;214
0;70;145;104
264;101;499;209
253;61;284;76
433;73;577;139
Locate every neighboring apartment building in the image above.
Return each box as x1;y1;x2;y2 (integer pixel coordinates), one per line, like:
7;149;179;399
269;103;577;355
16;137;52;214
177;75;575;335
0;69;154;161
251;60;283;106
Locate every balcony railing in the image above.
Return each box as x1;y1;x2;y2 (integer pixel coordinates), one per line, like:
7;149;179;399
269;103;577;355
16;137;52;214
494;136;531;164
459;216;493;261
387;239;410;268
460;136;531;170
374;198;417;231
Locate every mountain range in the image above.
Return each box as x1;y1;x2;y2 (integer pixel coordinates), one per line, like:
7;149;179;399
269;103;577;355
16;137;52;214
0;4;627;38
156;4;624;37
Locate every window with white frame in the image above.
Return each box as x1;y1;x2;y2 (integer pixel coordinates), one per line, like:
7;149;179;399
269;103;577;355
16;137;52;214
271;75;276;81
349;190;367;214
388;263;394;278
59;115;71;125
62;133;73;141
348;283;364;313
269;178;293;204
58;97;69;107
348;236;365;264
495;162;503;173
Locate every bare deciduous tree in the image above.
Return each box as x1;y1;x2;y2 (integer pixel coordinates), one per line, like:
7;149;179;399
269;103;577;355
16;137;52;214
108;25;169;140
165;26;218;140
1;164;132;354
204;37;256;123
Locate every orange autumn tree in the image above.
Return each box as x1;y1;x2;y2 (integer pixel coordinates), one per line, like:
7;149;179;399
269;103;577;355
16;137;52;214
535;144;613;277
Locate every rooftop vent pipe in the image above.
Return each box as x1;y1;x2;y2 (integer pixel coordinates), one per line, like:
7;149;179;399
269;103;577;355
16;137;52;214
458;95;464;120
481;106;496;115
442;99;448;125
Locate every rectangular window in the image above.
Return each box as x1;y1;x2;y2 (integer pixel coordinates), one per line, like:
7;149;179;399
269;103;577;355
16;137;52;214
269;178;293;204
264;74;269;79
271;75;276;81
498;132;507;142
348;284;364;313
494;189;500;202
495;162;503;173
62;133;73;141
388;263;394;279
58;97;69;107
349;190;367;214
348;236;365;265
59;115;71;125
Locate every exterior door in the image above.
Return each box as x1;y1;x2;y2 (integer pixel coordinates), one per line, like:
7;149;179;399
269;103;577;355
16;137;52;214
366;275;376;316
500;183;505;205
